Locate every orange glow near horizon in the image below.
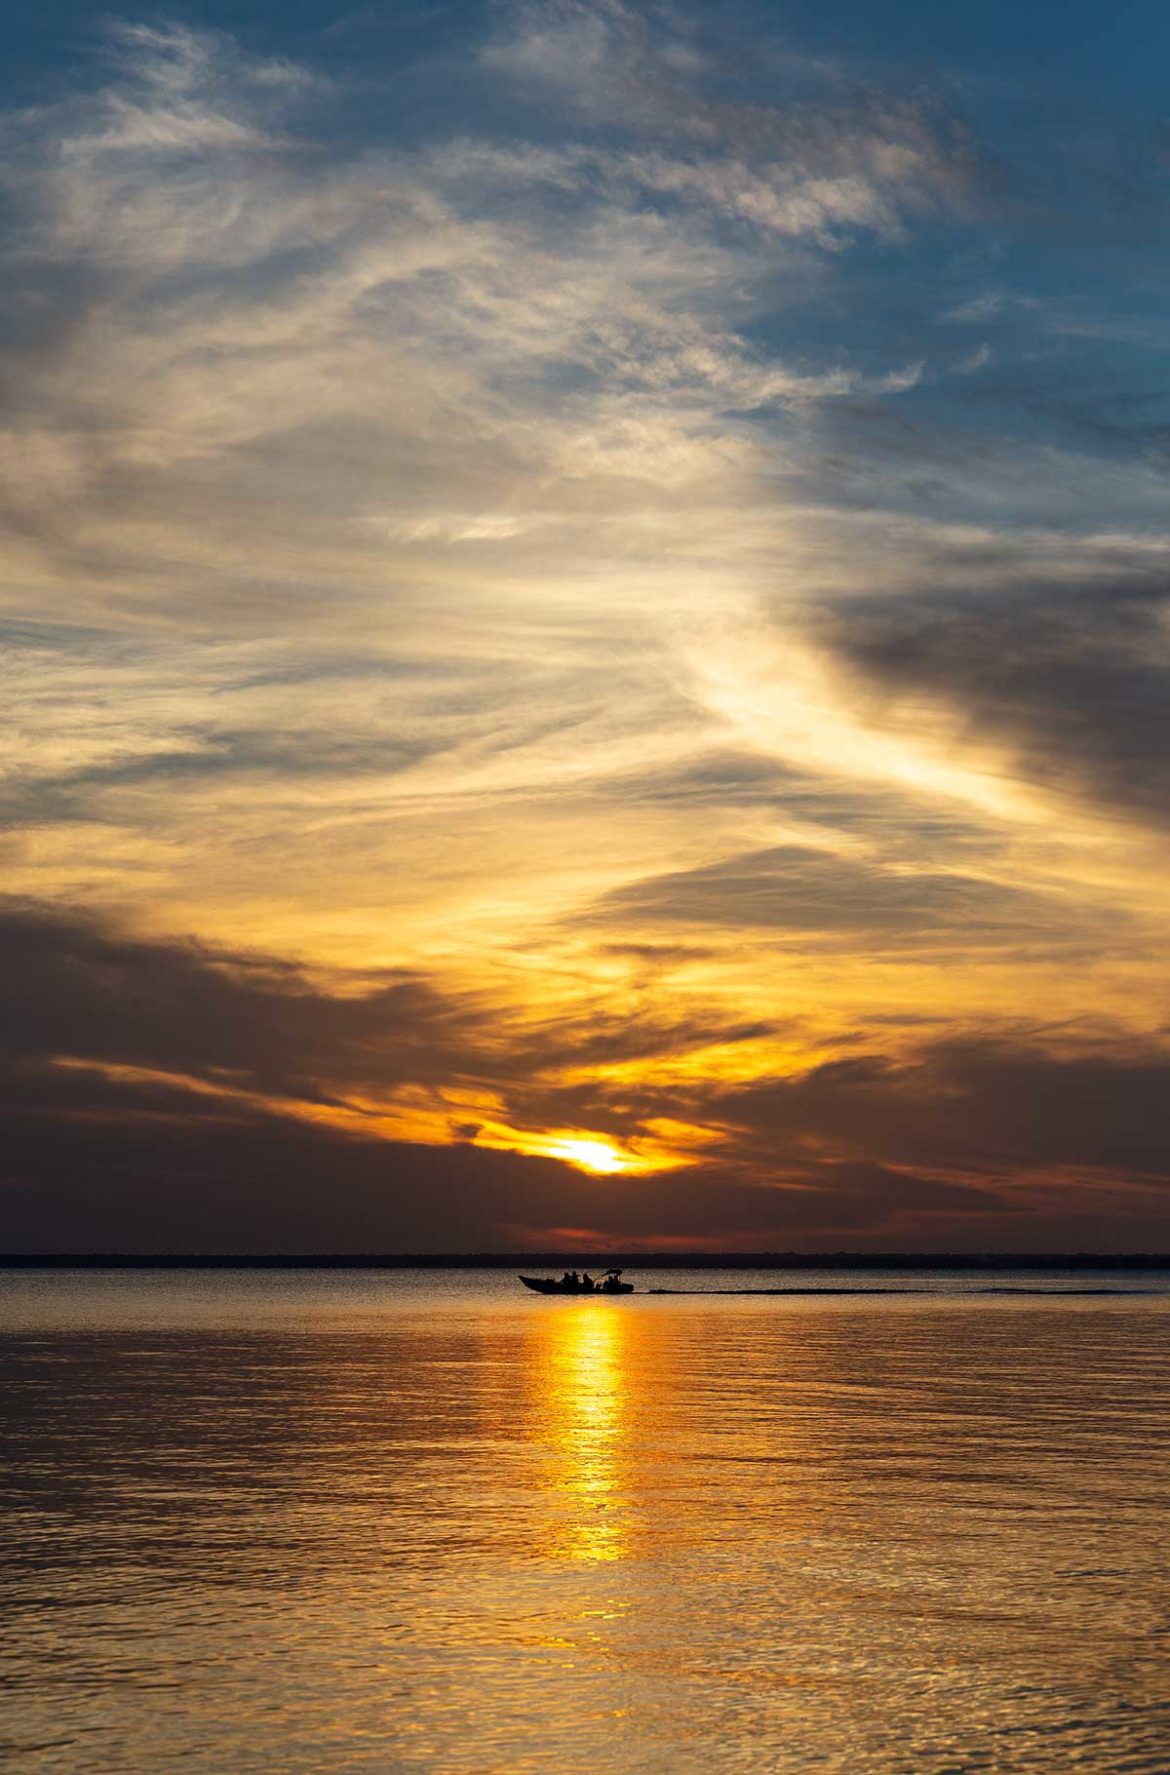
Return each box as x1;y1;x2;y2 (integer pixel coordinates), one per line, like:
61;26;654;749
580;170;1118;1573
46;1056;699;1178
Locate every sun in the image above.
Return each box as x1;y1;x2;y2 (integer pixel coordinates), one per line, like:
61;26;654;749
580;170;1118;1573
550;1137;628;1175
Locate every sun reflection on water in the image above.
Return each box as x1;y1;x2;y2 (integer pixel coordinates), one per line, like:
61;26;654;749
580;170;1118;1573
537;1303;632;1564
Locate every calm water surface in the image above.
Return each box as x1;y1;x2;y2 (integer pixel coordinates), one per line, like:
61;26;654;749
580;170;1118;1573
3;1268;1170;1772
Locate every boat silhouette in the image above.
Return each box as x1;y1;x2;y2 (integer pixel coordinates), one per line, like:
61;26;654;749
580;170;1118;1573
519;1273;633;1295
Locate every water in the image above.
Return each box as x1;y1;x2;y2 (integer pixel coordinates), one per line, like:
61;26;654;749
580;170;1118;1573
4;1268;1170;1772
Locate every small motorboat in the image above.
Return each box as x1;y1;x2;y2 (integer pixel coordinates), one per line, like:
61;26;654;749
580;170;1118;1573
519;1272;633;1295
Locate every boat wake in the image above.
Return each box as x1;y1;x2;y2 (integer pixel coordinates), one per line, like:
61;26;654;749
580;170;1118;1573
646;1286;1167;1296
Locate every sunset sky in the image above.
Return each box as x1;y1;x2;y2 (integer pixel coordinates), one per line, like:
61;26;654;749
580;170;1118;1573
6;0;1170;1251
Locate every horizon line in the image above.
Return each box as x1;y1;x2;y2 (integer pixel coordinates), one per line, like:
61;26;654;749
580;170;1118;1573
5;1251;1170;1269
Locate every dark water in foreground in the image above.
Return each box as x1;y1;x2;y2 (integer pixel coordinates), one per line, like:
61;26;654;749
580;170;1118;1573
3;1268;1170;1772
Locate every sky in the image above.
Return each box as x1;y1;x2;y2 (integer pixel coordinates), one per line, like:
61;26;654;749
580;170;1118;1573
5;0;1170;1253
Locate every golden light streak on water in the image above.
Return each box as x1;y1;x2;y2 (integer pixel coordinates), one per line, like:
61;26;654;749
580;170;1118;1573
534;1302;631;1563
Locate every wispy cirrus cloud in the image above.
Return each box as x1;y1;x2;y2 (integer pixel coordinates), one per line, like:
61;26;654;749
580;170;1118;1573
0;9;967;576
0;11;978;952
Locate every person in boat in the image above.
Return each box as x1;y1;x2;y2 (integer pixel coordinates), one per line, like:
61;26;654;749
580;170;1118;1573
560;1271;574;1286
601;1268;624;1292
578;1272;594;1291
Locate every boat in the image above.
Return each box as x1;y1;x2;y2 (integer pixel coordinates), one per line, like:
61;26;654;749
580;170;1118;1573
519;1274;633;1295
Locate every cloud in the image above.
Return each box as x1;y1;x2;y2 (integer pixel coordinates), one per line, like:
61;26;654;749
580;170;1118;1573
588;841;1099;947
0;6;971;591
484;0;981;223
0;1067;1005;1254
713;1035;1170;1196
0;11;1001;969
0;901;477;1099
811;571;1170;827
5;10;1170;1253
4;903;1170;1253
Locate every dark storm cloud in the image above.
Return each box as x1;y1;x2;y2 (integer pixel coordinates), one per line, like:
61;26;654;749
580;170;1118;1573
0;1067;575;1254
813;574;1170;825
0;902;480;1101
6;902;1170;1252
0;904;762;1250
0;903;777;1102
589;842;1095;946
0;1065;999;1254
0;905;992;1251
713;1038;1170;1185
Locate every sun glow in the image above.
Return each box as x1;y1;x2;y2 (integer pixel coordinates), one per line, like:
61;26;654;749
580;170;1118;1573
548;1137;628;1174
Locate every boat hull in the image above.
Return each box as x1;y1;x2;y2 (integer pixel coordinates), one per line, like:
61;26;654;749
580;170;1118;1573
519;1276;633;1295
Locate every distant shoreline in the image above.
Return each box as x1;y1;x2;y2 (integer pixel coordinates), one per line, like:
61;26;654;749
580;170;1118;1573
4;1253;1169;1270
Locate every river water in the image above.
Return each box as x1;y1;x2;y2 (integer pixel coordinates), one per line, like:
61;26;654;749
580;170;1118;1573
3;1267;1169;1772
